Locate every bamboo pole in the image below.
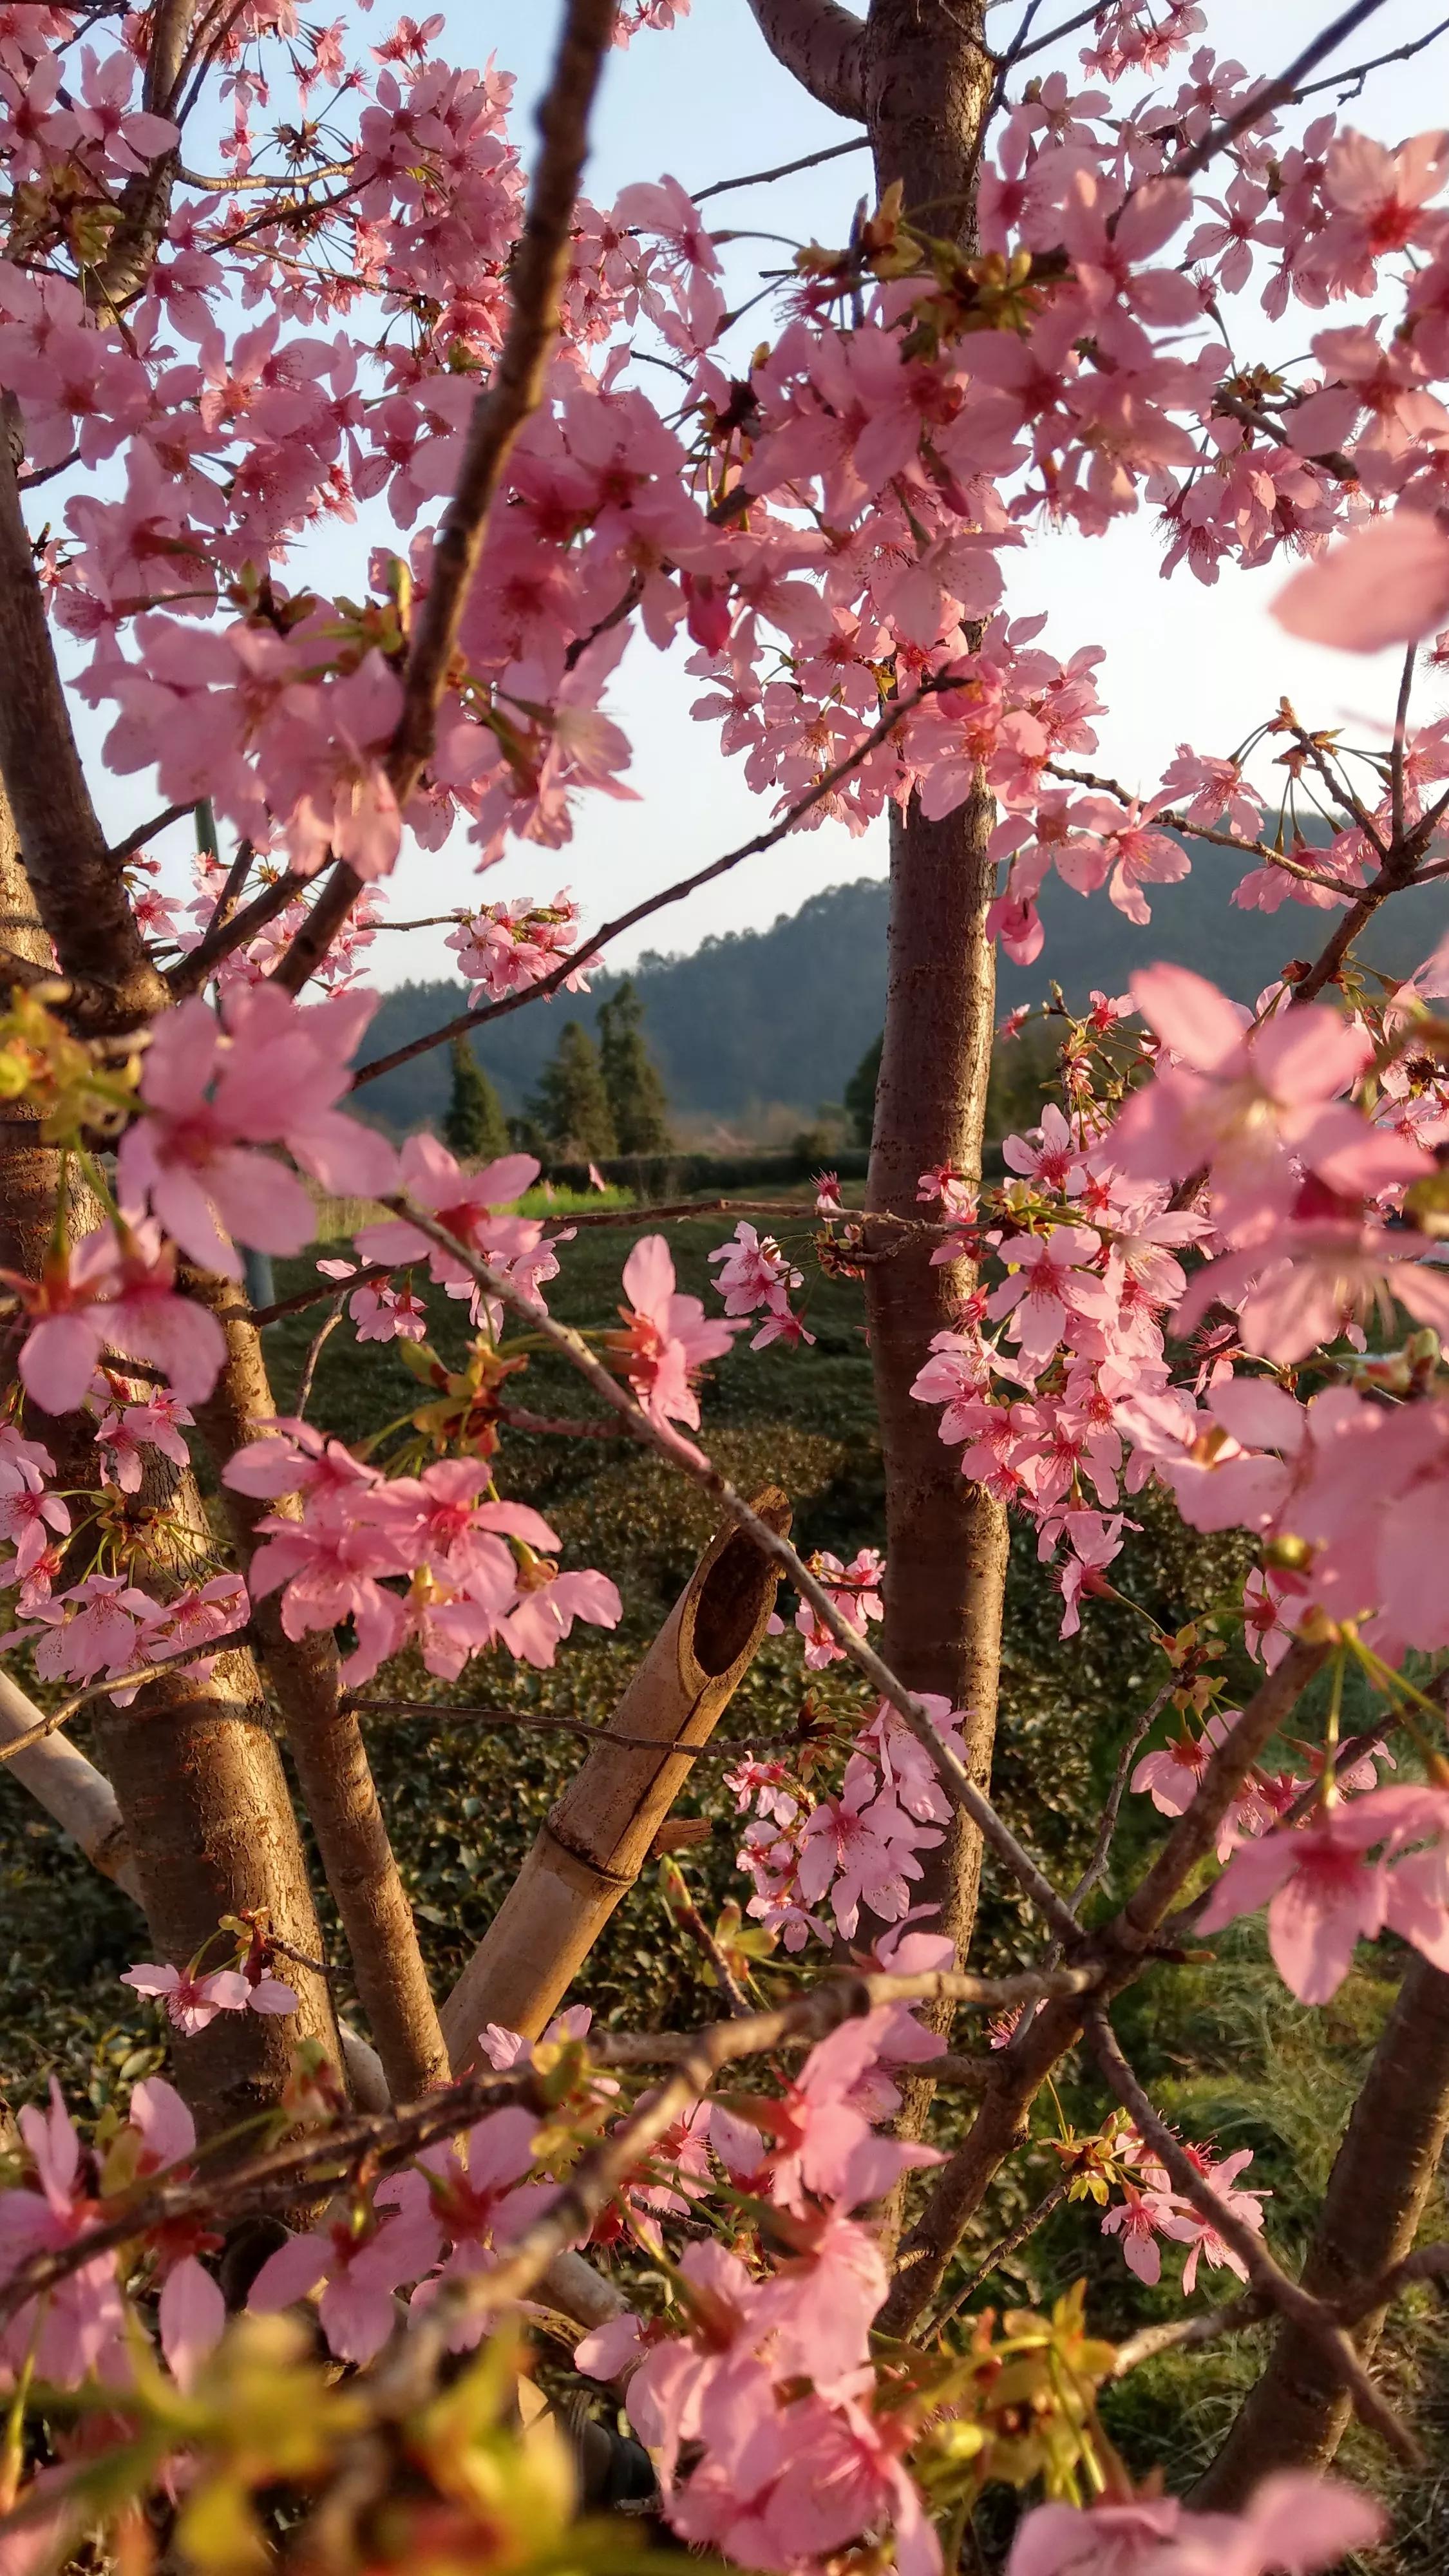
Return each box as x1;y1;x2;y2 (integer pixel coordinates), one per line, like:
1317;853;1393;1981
440;1488;791;2069
0;1665;142;1902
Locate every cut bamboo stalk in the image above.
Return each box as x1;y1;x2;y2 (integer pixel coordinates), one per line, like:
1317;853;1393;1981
0;1665;142;1902
440;1487;791;2069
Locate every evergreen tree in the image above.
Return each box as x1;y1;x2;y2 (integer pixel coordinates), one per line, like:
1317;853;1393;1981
598;978;670;1152
529;1019;616;1158
442;1034;509;1162
845;1030;882;1148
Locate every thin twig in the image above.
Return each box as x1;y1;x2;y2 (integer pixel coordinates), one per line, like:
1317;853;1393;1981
1172;1;1394;182
379;1192;1084;1946
1296;10;1449;100
930;2174;1071;2333
199;838;257;945
1067;1677;1177;1919
663;1873;755;2017
0;1665;184;1766
692;135;871;205
1042;760;1357;896
106;803;194;866
1011;1;1099;66
1086;2009;1421;2467
294;1300;345;1419
351;676;961;1093
167;866;307;998
1108;2294;1265;2378
1392;646;1416;853
345;1695;835;1763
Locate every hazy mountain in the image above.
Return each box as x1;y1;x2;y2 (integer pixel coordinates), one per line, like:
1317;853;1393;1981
357;864;1449;1133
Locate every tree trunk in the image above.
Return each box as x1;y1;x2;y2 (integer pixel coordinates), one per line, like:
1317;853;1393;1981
861;3;1006;1983
1193;1953;1449;2506
194;1278;450;2103
0;799;58;1283
864;789;1007;1967
0;455;345;2142
740;0;1006;2087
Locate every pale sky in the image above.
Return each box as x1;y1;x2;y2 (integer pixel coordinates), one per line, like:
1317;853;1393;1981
85;1;1449;987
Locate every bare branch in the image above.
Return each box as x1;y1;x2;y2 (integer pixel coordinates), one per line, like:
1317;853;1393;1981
931;2174;1071;2331
1109;2295;1266;2378
106;802;194;866
1065;1675;1177;1920
293;1300;345;1417
1087;2009;1423;2468
1172;2;1395;183
269;0;618;998
0;1664;183;1766
692;134;871;205
1296;10;1449;102
1011;3;1101;65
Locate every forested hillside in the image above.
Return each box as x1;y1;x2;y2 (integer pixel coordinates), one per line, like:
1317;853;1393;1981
359;865;1449;1133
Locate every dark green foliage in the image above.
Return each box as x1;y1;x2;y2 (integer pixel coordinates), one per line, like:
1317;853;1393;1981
985;1015;1059;1144
528;1020;616;1158
598;979;670;1152
355;867;1449;1139
442;1034;509;1162
845;1031;880;1147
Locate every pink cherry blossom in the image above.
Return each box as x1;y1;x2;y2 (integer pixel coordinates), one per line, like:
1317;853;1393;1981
608;1234;738;1428
987;1225;1115;1363
1163;2146;1266;2295
1108;966;1427;1244
249;2200;443;2365
1007;2473;1384;2575
354;1135;545;1290
120;1962;252;2034
11;1222;227;1412
117;985;395;1277
0;2081;127;2388
1197;1787;1449;2002
1276;510;1449;652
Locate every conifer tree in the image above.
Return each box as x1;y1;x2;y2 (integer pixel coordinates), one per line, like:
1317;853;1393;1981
598;978;670;1153
845;1032;882;1148
442;1034;509;1162
529;1019;616;1158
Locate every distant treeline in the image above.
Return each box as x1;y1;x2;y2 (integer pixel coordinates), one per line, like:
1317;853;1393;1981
357;865;1449;1135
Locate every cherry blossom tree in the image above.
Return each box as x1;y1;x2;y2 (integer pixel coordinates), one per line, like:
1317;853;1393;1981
9;1;1449;2571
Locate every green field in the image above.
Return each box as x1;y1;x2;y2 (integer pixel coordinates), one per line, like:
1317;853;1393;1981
1;1191;1443;2556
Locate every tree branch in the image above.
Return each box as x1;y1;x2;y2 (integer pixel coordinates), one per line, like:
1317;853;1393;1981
269;0;618;998
878;1636;1329;2335
693;133;870;204
1172;1;1394;184
351;676;959;1093
740;0;868;121
1295;10;1449;102
166;866;308;998
1087;2009;1422;2469
106;803;194;866
1194;1951;1449;2505
0;1965;1088;2334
